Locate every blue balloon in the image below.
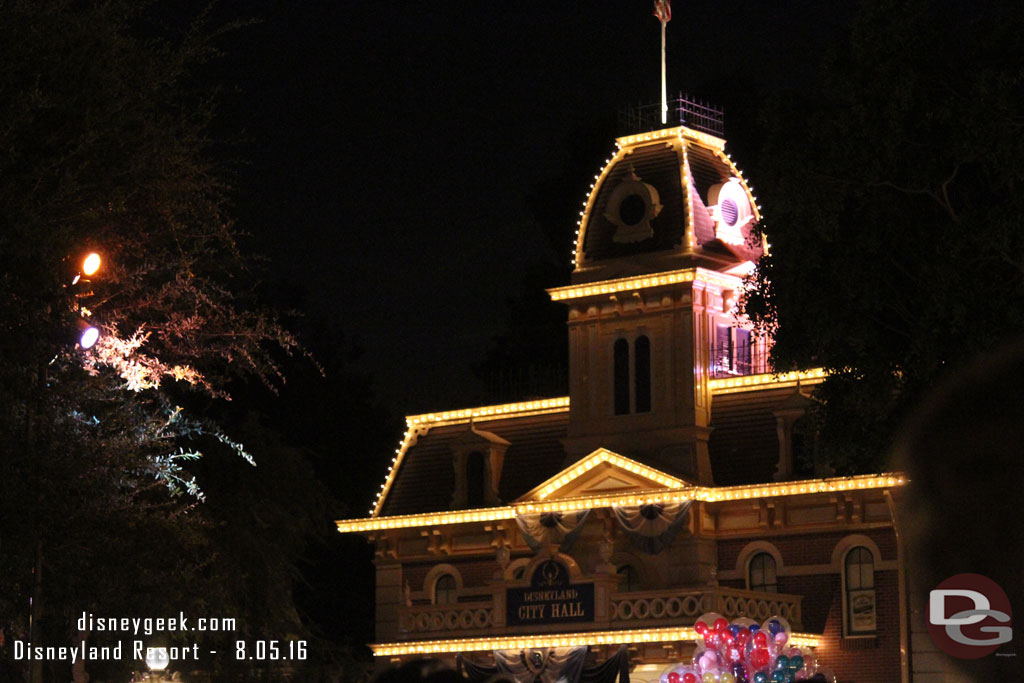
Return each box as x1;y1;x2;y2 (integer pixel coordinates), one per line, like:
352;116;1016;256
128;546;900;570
767;619;782;636
729;624;742;637
749;624;761;633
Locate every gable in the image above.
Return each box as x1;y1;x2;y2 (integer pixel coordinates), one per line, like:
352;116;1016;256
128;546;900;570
516;448;689;503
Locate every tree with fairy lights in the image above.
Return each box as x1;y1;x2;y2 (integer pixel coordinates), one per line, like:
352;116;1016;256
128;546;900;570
0;2;315;681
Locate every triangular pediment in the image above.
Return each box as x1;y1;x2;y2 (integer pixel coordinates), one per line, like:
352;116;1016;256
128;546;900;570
516;448;688;503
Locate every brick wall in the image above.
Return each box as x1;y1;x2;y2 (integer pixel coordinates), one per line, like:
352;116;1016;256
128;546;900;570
788;570;901;683
715;530;901;682
718;528;897;569
404;558;500;593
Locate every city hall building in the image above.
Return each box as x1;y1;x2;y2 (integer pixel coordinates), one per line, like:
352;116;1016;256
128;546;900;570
336;104;914;683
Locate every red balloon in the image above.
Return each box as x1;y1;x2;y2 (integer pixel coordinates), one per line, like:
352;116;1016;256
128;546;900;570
668;673;681;683
721;632;735;647
682;675;698;683
749;647;771;670
752;631;768;648
714;618;729;632
694;622;709;636
736;629;751;646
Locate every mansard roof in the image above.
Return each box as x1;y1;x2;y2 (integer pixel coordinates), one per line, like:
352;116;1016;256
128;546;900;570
377;411;570;517
369;372;827;519
572;126;763;284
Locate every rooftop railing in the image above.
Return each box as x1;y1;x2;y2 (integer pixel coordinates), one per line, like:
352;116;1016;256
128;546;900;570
710;341;772;379
619;94;725;137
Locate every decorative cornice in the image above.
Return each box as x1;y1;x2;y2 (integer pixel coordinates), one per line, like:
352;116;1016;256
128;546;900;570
340;473;906;533
547;267;741;303
370;625;820;657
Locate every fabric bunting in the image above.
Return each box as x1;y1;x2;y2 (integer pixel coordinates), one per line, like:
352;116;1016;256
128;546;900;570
516;510;592;552
612;500;693;554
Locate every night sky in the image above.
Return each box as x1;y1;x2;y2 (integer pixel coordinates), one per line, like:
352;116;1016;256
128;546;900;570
177;2;872;649
212;1;855;414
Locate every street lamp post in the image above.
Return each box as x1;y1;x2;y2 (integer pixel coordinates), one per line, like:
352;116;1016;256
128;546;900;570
27;249;103;683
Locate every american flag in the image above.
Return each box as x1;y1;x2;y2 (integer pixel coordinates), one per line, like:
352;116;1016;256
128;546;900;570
653;0;671;23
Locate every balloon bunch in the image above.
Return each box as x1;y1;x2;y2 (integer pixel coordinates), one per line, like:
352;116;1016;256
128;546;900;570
657;614;837;683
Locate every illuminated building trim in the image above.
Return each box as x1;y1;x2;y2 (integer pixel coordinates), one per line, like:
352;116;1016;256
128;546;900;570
345;506;516;533
369;427;423;517
406;397;570;428
340;473;906;533
529;448;688;500
573;146;627;268
370;626;820;657
681;142;695;250
615;125;726;151
547;267;742;302
708;368;827;393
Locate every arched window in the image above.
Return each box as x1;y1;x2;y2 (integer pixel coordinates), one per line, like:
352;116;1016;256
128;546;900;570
434;574;457;605
465;452;485;507
613;339;630;415
634;335;651;413
748;552;778;593
844;546;876;635
616;564;641;592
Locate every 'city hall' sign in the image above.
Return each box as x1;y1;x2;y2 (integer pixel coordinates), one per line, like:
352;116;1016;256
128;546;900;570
506;559;594;626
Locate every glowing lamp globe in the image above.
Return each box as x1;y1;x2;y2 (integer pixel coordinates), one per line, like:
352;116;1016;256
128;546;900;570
79;325;100;350
146;647;169;671
82;252;101;276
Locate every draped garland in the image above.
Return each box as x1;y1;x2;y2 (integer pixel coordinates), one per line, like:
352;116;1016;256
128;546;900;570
458;646;630;683
611;501;693;554
515;500;692;555
516;510;592;552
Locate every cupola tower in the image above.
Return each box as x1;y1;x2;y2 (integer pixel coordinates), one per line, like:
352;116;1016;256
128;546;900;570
549;101;765;485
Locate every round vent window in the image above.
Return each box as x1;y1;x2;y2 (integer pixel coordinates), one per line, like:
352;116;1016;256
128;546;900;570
618;194;647;226
601;174;662;244
720;198;739;226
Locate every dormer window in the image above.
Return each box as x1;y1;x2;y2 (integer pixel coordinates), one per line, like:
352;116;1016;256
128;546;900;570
449;423;510;509
613;335;652;416
465;451;486;507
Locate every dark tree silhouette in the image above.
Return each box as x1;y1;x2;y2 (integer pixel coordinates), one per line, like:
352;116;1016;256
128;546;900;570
743;0;1024;472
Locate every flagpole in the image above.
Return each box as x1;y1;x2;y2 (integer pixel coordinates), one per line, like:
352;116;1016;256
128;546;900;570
660;19;667;125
